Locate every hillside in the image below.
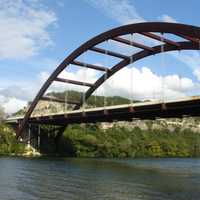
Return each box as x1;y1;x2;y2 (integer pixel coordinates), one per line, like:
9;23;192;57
13;90;140;116
48;90;138;107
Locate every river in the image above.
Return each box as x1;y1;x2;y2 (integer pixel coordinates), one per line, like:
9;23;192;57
0;157;200;200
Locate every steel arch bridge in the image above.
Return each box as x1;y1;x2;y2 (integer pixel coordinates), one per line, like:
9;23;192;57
16;22;200;138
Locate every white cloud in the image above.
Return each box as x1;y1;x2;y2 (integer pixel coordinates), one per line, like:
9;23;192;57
0;70;51;114
43;65;195;101
0;85;35;114
101;66;194;100
0;96;27;114
59;68;98;83
1;0;199;114
45;68;99;93
85;0;145;24
0;0;56;59
164;74;193;91
86;0;200;82
0;65;196;114
160;14;177;23
0;85;34;101
193;68;200;81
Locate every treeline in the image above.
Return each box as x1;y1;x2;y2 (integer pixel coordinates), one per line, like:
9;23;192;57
48;90;137;107
1;121;200;158
55;124;200;158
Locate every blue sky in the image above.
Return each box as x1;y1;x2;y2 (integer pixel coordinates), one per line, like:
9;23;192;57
1;0;200;113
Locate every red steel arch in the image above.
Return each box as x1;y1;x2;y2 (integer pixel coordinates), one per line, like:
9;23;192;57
17;22;200;138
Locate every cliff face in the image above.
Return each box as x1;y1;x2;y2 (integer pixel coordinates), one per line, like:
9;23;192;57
100;117;200;133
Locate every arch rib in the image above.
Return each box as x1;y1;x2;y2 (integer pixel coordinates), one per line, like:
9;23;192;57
74;41;199;109
16;22;200;138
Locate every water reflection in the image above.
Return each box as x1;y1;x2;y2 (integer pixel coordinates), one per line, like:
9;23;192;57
0;157;200;200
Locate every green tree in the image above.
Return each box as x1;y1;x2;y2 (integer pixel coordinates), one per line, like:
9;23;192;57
0;106;5;122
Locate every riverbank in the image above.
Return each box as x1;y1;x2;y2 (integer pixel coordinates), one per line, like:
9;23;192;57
1;122;200;158
60;124;200;158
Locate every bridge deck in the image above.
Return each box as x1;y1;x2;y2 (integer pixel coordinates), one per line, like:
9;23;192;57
6;96;200;126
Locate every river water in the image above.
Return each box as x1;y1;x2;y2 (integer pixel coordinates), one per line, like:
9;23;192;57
0;157;200;200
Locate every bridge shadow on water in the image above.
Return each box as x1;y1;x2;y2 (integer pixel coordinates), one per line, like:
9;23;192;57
29;125;77;157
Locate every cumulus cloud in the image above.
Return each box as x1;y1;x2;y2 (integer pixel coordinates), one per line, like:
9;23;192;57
0;64;196;114
0;0;56;59
102;66;194;100
0;95;27;114
0;93;31;115
43;65;195;101
160;14;177;23
45;67;99;94
0;69;52;114
0;86;32;114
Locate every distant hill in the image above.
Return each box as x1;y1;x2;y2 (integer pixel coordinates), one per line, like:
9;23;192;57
48;90;140;107
12;90;140;116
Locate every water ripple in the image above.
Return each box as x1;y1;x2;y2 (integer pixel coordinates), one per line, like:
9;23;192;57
0;157;200;200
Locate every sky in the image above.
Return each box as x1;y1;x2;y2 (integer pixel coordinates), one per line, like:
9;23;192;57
1;0;200;114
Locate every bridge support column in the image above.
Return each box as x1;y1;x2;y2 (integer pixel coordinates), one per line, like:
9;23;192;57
27;124;31;149
38;125;41;151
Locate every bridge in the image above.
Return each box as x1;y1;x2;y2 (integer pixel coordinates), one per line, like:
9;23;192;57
6;22;200;140
7;96;200;126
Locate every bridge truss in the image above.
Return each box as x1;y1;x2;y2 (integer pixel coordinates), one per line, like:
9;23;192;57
17;22;200;138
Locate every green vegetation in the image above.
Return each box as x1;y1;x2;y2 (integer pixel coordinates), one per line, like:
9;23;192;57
0;105;5;121
0;123;25;155
48;90;137;108
59;124;200;158
4;90;200;158
12;90;139;117
1;121;200;158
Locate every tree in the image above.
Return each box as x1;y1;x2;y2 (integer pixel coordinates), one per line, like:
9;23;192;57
0;106;5;122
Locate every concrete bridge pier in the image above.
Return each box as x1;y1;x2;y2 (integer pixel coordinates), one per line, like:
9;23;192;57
28;124;41;151
38;125;41;151
23;124;66;155
22;124;41;156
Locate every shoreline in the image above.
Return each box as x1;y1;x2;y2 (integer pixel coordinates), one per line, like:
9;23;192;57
1;153;199;159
